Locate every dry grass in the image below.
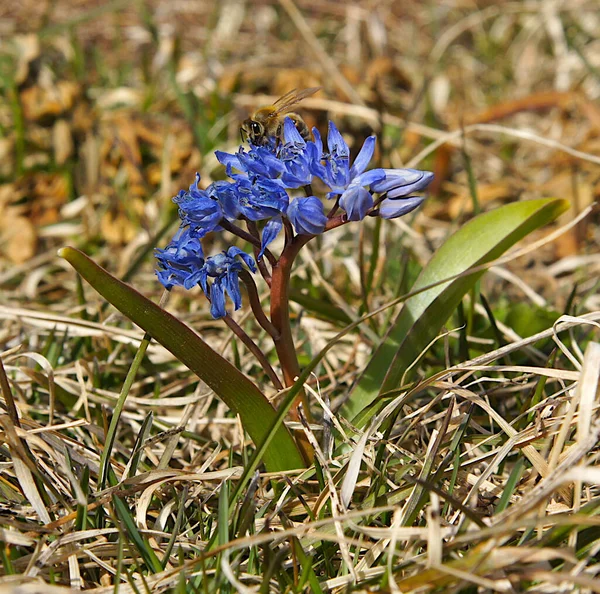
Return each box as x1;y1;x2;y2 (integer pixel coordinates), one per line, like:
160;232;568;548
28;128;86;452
0;0;600;591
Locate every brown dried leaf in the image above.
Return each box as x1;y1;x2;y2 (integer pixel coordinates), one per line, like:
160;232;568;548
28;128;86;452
1;213;37;264
25;172;69;225
100;210;137;245
20;81;80;121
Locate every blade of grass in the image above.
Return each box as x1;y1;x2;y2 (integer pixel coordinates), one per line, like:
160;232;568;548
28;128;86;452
112;493;162;574
98;333;153;490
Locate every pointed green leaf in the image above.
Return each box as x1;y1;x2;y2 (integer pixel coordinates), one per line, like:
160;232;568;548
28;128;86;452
112;493;163;573
58;247;305;472
342;198;569;424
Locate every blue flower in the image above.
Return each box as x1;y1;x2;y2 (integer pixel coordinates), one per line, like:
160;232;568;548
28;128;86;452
155;227;204;290
370;169;433;220
339;181;375;221
259;216;283;259
287;196;327;235
211;176;289;222
370;169;434;198
278;118;315;188
309;121;385;221
208;180;240;221
215;146;284;180
378;196;425;219
311;121;384;197
196;247;257;319
156;121;435;300
174;174;223;237
339;168;433;222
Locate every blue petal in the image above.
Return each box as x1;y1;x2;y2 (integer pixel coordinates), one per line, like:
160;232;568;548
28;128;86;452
387;172;434;198
259;216;283;259
339;186;373;221
198;269;209;295
209;181;241;220
281;171;309;189
287;196;327;235
223;270;243;311
349;135;376;178
371;169;434;196
327;121;348;156
209;277;227;318
354;168;386;187
215;151;241;176
227;246;257;272
311;127;323;156
182;269;200;289
238;147;285;178
308;143;326;180
189;173;205;196
379;196;424;219
155;268;178;290
283;117;305;145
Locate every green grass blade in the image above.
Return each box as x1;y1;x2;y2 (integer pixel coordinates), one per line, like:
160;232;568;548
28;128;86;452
112;493;162;574
98;333;152;490
58;247;305;472
342;198;569;424
128;411;154;478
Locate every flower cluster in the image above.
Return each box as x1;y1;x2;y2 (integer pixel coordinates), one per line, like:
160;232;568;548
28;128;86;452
156;117;433;318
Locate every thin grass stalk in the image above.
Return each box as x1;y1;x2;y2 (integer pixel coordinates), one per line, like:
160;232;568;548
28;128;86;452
98;333;153;489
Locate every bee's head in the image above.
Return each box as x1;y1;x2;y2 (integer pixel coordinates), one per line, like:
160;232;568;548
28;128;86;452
240;118;265;145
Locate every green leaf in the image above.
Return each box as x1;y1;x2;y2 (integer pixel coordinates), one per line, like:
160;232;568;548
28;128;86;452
58;247;305;472
341;198;569;424
112;493;163;573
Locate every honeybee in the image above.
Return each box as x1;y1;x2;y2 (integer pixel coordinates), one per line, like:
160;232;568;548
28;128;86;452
241;87;321;146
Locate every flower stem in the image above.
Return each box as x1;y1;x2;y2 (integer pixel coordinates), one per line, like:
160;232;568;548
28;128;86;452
269;234;316;462
222;314;284;391
239;270;279;339
246;221;273;285
303;184;313;196
221;219;277;267
327;198;340;219
268;217;352;460
270;235;312;410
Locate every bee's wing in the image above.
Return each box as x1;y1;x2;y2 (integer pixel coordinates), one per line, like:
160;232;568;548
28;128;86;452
273;87;321;114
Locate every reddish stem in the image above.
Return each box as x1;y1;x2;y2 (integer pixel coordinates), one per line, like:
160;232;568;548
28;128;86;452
269;215;348;399
269;235;313;416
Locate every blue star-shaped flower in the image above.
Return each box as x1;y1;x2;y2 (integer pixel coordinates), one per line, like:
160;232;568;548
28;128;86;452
155;226;204;290
371;168;433;219
215;145;284;180
174;174;223;237
197;247;257;319
310;121;385;221
210;176;289;223
277;118;316;189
